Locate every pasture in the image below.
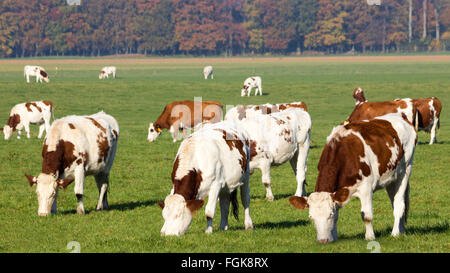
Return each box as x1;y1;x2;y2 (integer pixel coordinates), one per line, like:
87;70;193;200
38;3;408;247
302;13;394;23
0;56;449;253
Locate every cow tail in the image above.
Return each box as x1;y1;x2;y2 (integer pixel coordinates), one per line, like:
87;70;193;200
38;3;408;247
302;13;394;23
404;182;410;224
414;110;419;131
231;190;239;221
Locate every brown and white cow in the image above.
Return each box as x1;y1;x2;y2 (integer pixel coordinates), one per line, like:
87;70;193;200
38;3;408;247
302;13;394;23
24;65;49;83
1;101;54;140
345;95;418;129
353;88;442;145
99;66;116;79
147;100;223;143
225;101;308;121
230;108;311;200
290;114;417;243
25;111;119;216
159;120;253;236
241;76;262;96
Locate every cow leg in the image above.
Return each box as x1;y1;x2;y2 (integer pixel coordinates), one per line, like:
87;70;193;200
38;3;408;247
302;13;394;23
38;123;45;138
247;87;252;97
95;172;109;211
386;165;411;237
51;190;58;215
260;161;274;201
219;189;231;231
26;75;30;83
429;118;439;145
359;183;375;240
24;123;30;138
240;172;253;230
291;142;310;197
74;167;86;214
205;182;221;234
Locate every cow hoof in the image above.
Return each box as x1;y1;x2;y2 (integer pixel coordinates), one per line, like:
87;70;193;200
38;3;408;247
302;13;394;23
245;223;254;230
76;208;85;215
205;227;213;234
266;196;274;202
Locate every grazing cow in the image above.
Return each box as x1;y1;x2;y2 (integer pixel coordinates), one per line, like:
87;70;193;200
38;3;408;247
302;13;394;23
344;97;418;129
353;88;441;145
159;121;253;236
225;101;308;121
411;97;442;145
1;101;54;140
99;66;116;79
25;111;119;216
231;108;311;200
290;114;417;243
147;100;223;143
241;76;262;96
24;65;49;83
203;66;213;79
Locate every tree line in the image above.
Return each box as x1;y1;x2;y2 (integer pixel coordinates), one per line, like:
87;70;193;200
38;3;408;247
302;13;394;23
0;0;449;57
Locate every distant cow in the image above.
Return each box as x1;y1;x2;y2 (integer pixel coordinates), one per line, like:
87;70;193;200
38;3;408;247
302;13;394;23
411;97;442;144
1;101;54;140
290;114;417;243
147;100;223;143
24;65;49;83
225;101;308;121
159;121;253;236
203;66;213;79
241;76;262;96
99;66;116;79
25;111;119;216
353;88;441;145
232;108;311;200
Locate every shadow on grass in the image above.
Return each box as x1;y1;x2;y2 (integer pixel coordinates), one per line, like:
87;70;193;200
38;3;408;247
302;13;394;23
59;199;159;215
251;193;292;200
339;221;449;240
227;219;308;231
417;140;446;145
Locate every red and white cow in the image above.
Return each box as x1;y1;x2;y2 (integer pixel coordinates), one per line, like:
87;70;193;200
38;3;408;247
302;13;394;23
1;101;54;140
225;101;308;121
345;96;418;129
24;65;49;83
147;100;223;143
203;66;213;79
353;88;441;145
159;121;253;236
99;66;116;79
411;97;442;145
25;111;119;216
230;108;311;200
290;114;417;243
241;76;262;96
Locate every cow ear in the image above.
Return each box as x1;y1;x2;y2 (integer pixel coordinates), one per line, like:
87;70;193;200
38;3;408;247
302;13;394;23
186;199;204;213
24;174;37;187
57;178;74;189
0;127;3;131
331;189;349;206
158;202;165;209
289;196;308;210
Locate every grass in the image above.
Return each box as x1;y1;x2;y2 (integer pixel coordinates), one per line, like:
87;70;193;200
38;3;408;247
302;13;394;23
0;57;448;253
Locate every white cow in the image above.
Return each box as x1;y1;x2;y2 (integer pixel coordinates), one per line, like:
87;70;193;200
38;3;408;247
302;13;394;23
229;108;311;200
24;65;49;83
289;114;417;243
241;76;262;96
1;101;54;140
25;111;119;216
203;66;213;79
159;120;253;236
99;66;116;79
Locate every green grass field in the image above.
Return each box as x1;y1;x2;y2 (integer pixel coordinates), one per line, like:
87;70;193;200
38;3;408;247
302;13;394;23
0;57;448;253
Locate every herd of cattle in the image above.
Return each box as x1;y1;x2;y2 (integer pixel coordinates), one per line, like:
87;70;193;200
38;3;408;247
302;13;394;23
2;64;442;244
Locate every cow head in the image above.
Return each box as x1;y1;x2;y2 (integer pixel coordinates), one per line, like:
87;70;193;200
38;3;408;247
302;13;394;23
241;85;248;97
2;125;13;140
353;87;366;105
147;123;162;142
40;70;49;83
159;194;203;236
25;173;74;216
289;192;340;243
99;71;105;79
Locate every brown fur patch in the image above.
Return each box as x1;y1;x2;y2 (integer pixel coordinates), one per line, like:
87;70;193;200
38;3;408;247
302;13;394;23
25;102;42;112
346;100;414;125
40;70;48;78
172;155;204;201
41;140;77;175
86;117;106;133
68;123;76;129
7;114;20;131
96;133;110;163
